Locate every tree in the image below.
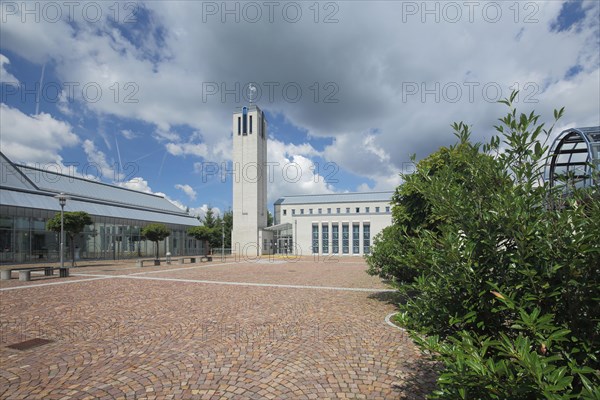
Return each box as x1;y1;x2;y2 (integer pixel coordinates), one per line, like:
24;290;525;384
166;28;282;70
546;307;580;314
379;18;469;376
203;206;217;229
222;209;233;248
267;210;273;227
187;225;217;253
141;223;170;260
47;211;93;267
369;93;599;397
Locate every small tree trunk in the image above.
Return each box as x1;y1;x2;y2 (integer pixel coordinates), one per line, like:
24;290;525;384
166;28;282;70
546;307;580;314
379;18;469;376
155;241;159;260
70;235;75;267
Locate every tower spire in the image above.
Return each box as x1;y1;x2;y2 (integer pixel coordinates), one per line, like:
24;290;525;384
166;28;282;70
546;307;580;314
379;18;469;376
247;83;257;105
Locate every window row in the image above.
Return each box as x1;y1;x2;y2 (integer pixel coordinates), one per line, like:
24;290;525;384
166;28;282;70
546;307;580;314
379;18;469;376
312;222;370;254
283;206;390;216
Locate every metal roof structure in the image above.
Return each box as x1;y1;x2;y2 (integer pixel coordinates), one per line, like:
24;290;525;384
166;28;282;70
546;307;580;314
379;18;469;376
0;152;199;226
264;222;292;231
274;191;393;205
546;127;600;189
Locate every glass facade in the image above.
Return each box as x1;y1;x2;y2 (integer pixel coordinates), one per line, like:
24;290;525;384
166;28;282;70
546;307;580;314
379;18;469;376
352;223;360;254
0;205;203;264
332;223;339;254
342;224;349;254
363;224;370;254
312;224;319;254
322;223;329;254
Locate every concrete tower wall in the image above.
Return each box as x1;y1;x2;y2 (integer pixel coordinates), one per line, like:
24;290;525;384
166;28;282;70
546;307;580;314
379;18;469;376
231;106;268;256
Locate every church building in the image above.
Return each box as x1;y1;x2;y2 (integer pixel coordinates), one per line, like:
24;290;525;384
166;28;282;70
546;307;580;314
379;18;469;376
231;104;394;258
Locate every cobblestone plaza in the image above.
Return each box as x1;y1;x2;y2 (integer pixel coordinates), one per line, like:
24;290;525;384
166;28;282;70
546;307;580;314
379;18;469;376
1;258;437;399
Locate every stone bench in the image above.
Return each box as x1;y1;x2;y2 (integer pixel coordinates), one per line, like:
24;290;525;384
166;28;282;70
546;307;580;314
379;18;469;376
178;257;197;264
136;259;161;267
1;267;69;282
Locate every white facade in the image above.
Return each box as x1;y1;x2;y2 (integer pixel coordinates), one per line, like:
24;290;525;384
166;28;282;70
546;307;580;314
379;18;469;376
273;192;394;256
231;105;270;256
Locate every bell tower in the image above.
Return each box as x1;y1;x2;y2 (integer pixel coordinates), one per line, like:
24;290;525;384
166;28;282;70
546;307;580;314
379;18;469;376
231;105;268;256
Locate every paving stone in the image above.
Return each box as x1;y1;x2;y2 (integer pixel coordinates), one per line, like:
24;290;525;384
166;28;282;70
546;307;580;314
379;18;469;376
1;258;437;399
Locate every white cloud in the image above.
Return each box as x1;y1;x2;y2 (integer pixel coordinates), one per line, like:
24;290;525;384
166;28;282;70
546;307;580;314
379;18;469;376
120;177;215;218
0;104;78;165
323;132;402;191
119;177;154;193
120;129;137;140
175;183;197;200
189;204;222;221
154;129;180;142
0;54;19;85
1;1;598;195
267;138;335;204
166;142;208;158
119;177;191;213
56;90;73;116
82;139;123;181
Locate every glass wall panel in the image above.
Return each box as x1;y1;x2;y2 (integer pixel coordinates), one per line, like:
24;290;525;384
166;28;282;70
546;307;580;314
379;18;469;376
363;224;370;254
322;223;329;254
0;215;14;263
352;223;360;254
342;224;349;254
332;223;339;254
0;206;202;263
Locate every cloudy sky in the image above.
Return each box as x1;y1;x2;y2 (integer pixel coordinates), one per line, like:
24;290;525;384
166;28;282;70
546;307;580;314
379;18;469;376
1;1;599;218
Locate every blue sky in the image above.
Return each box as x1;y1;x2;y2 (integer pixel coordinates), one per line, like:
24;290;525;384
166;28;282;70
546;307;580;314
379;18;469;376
1;0;599;218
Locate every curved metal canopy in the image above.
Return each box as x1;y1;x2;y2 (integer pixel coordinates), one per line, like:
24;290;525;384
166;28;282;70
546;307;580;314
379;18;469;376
546;126;600;189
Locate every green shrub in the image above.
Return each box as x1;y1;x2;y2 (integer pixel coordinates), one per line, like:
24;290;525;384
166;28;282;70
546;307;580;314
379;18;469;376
141;223;170;260
371;92;600;398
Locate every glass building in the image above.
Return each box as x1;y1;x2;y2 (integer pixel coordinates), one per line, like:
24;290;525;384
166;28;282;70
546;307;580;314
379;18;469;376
0;152;202;264
546;126;600;190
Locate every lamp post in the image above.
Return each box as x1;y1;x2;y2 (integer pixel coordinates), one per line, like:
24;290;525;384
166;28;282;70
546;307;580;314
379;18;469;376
54;193;68;269
221;220;225;262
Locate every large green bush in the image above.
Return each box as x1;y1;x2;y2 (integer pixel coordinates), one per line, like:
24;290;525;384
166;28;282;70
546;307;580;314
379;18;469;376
368;92;599;398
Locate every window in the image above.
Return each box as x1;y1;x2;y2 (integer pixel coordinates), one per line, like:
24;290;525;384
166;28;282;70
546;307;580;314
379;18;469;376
342;224;349;254
292;209;296;215
300;209;304;215
283;209;287;216
375;207;380;213
332;223;339;254
242;106;248;134
337;208;341;214
365;207;370;213
346;207;350;214
237;117;241;135
352;223;360;254
386;206;390;213
327;208;331;214
309;209;313;215
355;207;360;213
249;115;253;134
312;224;319;254
363;224;370;254
318;208;322;214
322;224;329;254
